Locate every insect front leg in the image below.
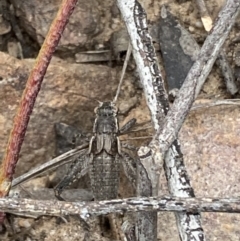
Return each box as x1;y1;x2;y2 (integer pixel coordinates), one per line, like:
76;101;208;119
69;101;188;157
54;152;92;201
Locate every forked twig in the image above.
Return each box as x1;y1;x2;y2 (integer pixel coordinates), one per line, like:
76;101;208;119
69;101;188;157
117;1;205;240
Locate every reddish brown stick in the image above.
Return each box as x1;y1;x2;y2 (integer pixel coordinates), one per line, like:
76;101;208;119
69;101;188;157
0;0;78;198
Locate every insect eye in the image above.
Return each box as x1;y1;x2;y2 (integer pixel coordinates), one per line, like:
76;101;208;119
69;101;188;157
110;103;118;113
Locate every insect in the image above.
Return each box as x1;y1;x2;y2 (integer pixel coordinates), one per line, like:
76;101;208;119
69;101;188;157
53;98;141;240
54;100;137;202
53;45;141;205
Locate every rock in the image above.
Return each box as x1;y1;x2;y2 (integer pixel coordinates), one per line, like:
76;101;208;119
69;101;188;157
1;0;240;239
0;0;11;35
11;0;103;52
158;7;199;90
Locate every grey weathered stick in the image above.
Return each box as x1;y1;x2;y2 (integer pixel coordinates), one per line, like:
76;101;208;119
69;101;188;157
164;142;204;241
2;196;240;216
191;99;240;110
196;0;238;95
117;0;205;240
117;1;162;240
8;188;93;218
152;0;240;156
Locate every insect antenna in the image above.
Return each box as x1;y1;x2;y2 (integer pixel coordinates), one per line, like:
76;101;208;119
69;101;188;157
113;43;132;103
67;92;101;104
121;136;153;140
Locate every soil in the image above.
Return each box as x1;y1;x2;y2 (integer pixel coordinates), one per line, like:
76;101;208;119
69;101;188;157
1;0;240;240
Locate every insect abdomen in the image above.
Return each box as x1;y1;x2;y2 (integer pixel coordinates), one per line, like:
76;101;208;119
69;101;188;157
90;151;120;200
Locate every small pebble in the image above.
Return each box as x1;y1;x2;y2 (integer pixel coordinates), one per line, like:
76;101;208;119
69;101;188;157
18;219;32;228
50;230;56;236
195;20;203;29
95;43;104;50
188;26;195;32
111;23;119;30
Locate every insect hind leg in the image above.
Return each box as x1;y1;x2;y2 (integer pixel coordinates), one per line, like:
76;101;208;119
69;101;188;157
54;153;91;201
121;151;138;191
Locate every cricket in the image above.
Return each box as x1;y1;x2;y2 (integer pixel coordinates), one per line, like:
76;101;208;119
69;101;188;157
0;0;240;241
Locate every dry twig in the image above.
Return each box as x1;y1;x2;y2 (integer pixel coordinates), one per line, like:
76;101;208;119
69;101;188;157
117;0;205;240
0;0;78;223
1;196;240;216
